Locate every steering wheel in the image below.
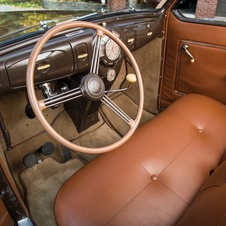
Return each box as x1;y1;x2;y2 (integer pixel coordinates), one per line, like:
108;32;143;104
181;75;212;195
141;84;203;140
26;21;144;154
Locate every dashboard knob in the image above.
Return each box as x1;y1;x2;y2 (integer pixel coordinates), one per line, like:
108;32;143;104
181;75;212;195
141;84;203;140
126;74;137;83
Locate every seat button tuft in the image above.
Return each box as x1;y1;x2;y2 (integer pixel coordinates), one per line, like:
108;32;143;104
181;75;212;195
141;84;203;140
197;129;203;133
151;175;158;181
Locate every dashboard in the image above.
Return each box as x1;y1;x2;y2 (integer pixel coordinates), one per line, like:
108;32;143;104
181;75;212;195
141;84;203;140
0;14;164;94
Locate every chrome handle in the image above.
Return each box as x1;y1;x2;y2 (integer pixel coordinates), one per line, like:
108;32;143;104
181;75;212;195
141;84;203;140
183;44;195;63
128;38;134;43
78;53;88;59
37;64;50;71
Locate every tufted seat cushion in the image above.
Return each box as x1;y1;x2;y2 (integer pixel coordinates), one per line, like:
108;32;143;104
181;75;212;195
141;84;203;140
54;94;226;226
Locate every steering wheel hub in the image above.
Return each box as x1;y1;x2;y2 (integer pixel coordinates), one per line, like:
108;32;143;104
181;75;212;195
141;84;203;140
80;73;105;101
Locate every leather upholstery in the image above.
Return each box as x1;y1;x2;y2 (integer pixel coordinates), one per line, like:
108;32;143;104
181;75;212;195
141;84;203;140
159;12;226;111
176;159;226;226
0;198;13;226
55;94;226;226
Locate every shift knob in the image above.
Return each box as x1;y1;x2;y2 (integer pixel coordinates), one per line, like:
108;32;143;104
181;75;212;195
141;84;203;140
126;74;137;83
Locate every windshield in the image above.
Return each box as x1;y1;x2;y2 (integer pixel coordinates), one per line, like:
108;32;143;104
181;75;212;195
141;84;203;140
0;0;166;44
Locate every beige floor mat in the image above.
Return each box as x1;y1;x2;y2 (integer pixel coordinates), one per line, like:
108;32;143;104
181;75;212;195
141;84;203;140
5;109;107;196
20;157;84;226
71;123;122;161
101;93;155;136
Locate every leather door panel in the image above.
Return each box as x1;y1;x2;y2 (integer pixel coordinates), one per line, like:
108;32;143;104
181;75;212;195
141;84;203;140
176;41;226;100
159;11;226;111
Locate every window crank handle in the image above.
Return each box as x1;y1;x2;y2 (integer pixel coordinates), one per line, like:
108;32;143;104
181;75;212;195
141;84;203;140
183;44;195;63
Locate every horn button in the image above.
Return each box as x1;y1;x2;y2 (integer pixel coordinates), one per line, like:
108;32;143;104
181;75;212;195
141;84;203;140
80;73;105;101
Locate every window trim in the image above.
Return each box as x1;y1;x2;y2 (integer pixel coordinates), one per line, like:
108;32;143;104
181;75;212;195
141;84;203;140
172;8;226;27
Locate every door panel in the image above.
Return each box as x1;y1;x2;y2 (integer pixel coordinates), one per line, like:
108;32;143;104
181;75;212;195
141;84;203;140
159;11;226;111
176;41;226;99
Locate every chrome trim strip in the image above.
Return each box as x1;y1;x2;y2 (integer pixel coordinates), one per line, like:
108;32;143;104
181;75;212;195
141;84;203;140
65;30;84;37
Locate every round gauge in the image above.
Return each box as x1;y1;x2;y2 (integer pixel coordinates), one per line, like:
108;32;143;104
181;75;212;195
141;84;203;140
106;68;116;82
105;39;121;61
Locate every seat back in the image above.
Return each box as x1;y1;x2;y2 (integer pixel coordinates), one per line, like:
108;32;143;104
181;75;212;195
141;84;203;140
176;157;226;226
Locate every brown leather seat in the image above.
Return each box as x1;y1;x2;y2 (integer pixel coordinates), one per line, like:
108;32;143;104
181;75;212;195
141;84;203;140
176;152;226;226
54;94;226;226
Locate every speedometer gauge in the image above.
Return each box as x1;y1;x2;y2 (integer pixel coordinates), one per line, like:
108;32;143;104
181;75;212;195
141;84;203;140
99;31;121;65
105;39;121;61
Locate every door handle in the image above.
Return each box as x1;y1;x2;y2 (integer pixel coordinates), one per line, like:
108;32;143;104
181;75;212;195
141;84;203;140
183;44;195;63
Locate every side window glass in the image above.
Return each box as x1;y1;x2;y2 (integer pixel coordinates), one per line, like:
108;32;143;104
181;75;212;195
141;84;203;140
176;0;226;23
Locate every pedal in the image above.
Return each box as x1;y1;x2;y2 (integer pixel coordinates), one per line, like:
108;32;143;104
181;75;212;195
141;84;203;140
23;153;37;168
38;142;55;156
61;145;72;162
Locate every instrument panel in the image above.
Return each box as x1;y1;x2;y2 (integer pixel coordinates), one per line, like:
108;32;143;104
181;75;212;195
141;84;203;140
0;16;164;94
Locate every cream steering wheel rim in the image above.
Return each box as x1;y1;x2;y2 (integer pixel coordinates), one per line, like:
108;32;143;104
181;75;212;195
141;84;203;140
26;21;144;154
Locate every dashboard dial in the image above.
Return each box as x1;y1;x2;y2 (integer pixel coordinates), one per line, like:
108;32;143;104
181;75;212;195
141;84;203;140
99;31;121;64
105;39;121;61
106;68;116;81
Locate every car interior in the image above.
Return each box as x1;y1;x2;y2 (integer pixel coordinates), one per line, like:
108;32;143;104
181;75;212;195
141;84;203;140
0;0;226;225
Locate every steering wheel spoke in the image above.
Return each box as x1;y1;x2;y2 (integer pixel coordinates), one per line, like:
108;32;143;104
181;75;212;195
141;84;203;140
43;87;82;109
101;94;132;125
90;33;102;74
